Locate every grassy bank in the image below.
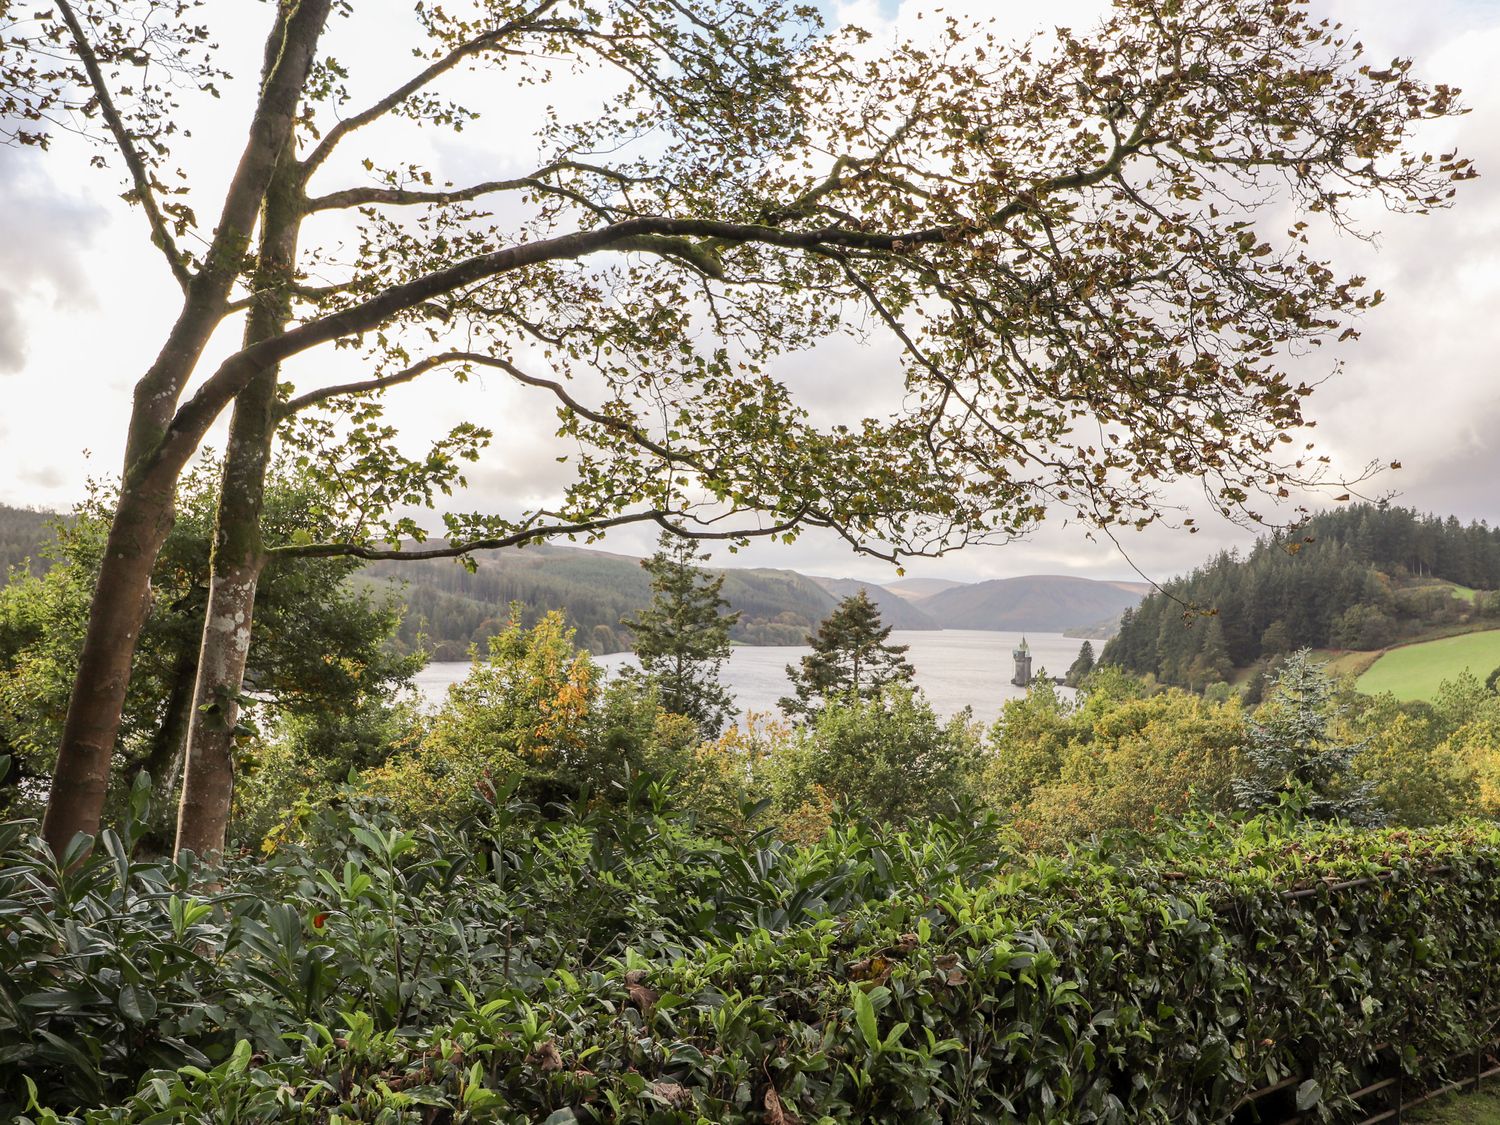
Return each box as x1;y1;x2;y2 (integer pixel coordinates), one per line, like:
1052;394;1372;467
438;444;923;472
1357;629;1500;700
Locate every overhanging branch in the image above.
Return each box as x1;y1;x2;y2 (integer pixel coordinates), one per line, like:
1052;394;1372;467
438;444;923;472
54;0;191;291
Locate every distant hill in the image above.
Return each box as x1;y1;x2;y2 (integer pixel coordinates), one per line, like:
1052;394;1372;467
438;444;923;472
808;577;939;630
885;577;965;601
0;502;1157;658
918;575;1146;633
0;503;58;577
365;548;1148;657
362;545;845;659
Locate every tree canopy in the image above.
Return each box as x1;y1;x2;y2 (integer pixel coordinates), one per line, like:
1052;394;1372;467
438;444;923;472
6;0;1472;852
621;534;739;736
1105;504;1500;686
781;590;915;718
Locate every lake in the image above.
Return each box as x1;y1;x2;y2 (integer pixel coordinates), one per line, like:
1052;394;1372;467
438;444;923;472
411;629;1086;727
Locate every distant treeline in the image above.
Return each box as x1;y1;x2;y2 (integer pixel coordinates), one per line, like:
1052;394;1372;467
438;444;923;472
361;546;839;659
1103;505;1500;689
0;504;57;578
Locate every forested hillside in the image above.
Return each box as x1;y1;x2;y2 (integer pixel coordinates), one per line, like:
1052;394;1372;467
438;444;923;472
1104;505;1500;688
0;503;57;577
363;546;847;658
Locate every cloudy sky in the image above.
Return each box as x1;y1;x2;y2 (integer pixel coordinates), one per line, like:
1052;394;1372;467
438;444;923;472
2;0;1497;586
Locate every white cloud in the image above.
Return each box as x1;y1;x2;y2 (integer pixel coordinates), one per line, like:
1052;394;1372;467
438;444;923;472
3;0;1498;587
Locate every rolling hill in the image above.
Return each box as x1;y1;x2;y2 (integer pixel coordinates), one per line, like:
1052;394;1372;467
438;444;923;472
2;504;1150;659
362;547;1147;658
1356;630;1500;701
916;575;1148;633
808;577;939;630
361;545;847;658
1103;505;1500;692
885;577;965;601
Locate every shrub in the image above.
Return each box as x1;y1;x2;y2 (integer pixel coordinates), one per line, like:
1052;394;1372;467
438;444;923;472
9;774;1500;1124
1;769;1013;1119
765;685;985;829
987;681;1248;847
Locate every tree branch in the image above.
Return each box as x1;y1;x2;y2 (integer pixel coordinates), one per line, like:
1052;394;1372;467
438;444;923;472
269;510;670;561
156;214;956;476
305;176;536;213
299;0;564;175
276;352;458;417
53;0;191;291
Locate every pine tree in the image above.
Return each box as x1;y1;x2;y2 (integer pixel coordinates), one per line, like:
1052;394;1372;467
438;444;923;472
621;534;739;736
1065;641;1096;687
1233;650;1380;824
780;591;915;719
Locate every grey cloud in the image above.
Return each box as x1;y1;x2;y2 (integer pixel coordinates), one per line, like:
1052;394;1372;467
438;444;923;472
0;298;25;373
0;148;104;375
17;464;68;490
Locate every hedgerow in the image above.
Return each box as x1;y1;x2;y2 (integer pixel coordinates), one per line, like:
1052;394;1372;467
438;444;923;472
4;782;1500;1123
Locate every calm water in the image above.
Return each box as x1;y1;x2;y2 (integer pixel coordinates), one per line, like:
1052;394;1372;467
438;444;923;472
411;630;1085;727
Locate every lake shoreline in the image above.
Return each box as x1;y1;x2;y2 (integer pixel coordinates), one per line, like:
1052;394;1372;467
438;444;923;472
411;629;1085;728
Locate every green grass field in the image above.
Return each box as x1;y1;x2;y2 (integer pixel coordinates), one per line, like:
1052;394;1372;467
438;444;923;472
1357;630;1500;701
1411;1087;1500;1123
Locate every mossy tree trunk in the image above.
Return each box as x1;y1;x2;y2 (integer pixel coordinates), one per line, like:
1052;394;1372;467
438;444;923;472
174;144;305;860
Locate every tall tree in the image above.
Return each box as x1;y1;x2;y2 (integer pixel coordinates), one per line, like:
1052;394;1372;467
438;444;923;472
10;1;1470;853
621;534;739;737
781;591;915;718
1065;641;1096;688
1233;649;1379;823
0;463;415;838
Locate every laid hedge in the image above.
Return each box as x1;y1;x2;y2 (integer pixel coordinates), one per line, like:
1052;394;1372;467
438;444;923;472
7;799;1500;1123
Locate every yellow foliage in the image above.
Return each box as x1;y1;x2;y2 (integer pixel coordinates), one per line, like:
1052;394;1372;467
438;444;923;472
996;688;1248;850
1443;718;1500;819
1352;711;1471;826
366;608;598;821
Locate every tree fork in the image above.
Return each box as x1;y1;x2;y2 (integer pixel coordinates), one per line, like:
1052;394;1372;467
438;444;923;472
42;0;334;855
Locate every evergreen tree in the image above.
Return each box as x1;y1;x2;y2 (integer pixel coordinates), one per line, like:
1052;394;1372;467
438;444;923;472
1232;650;1380;824
780;591;915;719
621;534;739;736
1065;641;1096;688
1187;618;1233;691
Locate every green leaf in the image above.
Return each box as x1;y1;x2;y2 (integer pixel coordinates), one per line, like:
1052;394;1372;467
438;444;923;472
1295;1079;1322;1111
851;984;880;1051
119;984;157;1024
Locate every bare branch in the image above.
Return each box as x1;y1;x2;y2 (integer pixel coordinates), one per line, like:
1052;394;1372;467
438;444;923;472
276;352;461;417
53;0;191;290
305;176;535;213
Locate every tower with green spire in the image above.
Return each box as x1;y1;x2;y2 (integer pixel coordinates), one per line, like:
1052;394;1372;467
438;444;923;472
1011;636;1033;687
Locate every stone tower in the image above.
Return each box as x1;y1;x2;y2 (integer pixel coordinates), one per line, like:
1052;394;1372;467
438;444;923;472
1011;636;1033;688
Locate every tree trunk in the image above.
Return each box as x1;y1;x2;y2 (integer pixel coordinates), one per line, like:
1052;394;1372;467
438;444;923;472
173;556;264;858
174;138;304;859
137;645;200;793
42;482;175;853
42;1;331;856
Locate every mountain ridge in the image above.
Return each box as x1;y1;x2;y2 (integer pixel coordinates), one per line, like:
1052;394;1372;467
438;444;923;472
366;544;1147;658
